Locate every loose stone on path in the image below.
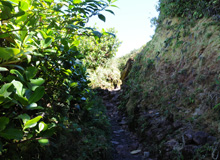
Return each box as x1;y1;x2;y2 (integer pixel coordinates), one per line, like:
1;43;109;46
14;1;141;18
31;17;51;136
100;89;143;160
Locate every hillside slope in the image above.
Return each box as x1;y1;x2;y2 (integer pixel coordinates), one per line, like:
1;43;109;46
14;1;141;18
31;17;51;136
120;1;220;159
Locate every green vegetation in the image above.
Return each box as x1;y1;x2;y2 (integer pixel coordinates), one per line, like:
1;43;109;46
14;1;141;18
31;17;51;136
158;0;220;23
2;0;220;159
0;0;118;159
118;0;220;159
88;58;121;89
78;27;122;89
78;27;121;69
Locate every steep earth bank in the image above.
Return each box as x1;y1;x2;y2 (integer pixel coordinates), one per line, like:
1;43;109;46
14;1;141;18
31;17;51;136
118;17;220;159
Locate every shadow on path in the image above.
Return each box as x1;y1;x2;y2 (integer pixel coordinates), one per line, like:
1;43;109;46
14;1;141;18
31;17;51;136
98;88;150;160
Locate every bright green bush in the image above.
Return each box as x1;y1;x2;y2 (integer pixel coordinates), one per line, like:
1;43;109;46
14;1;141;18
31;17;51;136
0;0;116;159
87;58;121;89
78;27;121;69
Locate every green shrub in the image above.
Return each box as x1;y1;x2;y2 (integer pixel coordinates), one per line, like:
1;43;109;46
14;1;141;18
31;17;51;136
0;0;116;159
78;28;121;69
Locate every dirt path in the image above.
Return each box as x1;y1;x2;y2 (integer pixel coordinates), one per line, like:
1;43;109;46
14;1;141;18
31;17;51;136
100;89;147;160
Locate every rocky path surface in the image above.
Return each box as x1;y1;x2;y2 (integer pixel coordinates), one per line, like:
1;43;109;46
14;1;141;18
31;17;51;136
97;86;220;160
99;89;151;160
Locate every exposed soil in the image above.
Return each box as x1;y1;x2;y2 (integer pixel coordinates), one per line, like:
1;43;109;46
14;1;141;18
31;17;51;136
99;88;152;160
97;87;219;160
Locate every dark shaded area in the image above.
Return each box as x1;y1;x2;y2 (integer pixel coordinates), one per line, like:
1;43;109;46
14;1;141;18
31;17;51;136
96;88;154;160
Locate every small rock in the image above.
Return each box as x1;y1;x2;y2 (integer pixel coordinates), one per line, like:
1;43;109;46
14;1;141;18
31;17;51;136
143;151;150;158
110;91;117;97
173;120;182;129
156;133;166;142
130;149;141;155
130;142;139;150
184;130;194;144
102;95;109;100
105;102;114;109
111;141;119;145
116;102;120;106
193;107;203;116
164;139;179;152
207;136;217;145
116;145;129;156
193;131;208;145
119;120;127;125
113;130;124;134
111;94;120;102
116;145;124;154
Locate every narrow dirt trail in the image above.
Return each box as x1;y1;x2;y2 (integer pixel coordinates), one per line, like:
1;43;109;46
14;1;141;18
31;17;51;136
99;89;148;160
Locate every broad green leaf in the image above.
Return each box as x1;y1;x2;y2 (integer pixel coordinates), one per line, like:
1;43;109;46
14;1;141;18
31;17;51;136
15;95;28;105
105;9;115;15
213;103;220;109
1;1;13;10
10;69;24;81
41;127;55;137
30;78;45;86
43;37;52;48
67;24;79;30
93;31;102;38
25;67;38;80
40;40;45;48
63;69;72;76
44;49;56;53
19;27;28;43
23;116;42;130
0;117;9;131
16;13;28;24
98;14;106;22
14;10;25;18
70;82;78;88
0;67;8;71
0;128;23;140
23;34;33;45
28;86;45;104
17;114;30;124
38;30;47;39
72;39;80;46
110;4;119;8
1;101;15;108
12;80;23;96
0;83;13;98
1;1;13;20
19;1;29;11
0;47;20;60
26;103;44;110
9;0;19;4
38;139;49;146
1;6;11;20
26;54;31;63
5;64;24;71
73;0;82;4
39;121;48;132
0;33;10;38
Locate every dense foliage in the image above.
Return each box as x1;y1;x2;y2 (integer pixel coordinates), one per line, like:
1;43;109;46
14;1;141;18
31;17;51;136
0;0;117;159
78;27;121;69
158;0;220;24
